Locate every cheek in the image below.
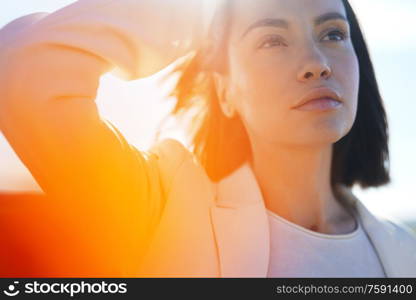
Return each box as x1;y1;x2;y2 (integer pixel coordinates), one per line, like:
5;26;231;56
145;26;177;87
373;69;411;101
334;50;360;126
229;53;291;138
339;52;359;96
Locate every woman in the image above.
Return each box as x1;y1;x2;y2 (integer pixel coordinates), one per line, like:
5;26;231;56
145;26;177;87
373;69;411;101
0;0;415;277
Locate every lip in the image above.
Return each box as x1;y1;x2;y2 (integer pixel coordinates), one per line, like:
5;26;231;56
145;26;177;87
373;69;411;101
292;87;343;110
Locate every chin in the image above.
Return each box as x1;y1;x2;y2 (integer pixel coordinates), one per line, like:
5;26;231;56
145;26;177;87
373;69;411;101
294;125;350;147
312;115;352;136
314;128;349;146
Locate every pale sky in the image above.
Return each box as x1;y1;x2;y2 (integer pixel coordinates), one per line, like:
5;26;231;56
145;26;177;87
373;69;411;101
0;0;415;221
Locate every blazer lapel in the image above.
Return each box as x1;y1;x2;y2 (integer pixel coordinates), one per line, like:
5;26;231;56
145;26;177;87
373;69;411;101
210;164;412;278
335;184;416;277
210;162;270;277
355;200;395;277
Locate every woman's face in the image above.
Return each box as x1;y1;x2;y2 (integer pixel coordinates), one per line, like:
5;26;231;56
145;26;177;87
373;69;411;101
216;0;359;148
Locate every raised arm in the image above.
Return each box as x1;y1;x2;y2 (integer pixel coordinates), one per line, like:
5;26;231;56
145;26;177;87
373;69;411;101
0;0;208;276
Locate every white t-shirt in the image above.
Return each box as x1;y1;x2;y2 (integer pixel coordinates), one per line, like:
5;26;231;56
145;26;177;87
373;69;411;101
266;209;386;277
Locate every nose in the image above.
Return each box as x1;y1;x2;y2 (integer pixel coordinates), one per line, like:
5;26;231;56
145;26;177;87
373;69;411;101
297;48;332;82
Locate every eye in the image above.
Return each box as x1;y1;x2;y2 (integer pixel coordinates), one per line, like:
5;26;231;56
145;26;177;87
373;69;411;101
258;35;286;49
321;29;348;42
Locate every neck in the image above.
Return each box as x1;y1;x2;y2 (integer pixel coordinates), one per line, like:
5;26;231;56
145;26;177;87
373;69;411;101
248;140;352;233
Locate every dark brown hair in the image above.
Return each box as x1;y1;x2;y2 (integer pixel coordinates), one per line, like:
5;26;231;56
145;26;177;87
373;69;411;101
157;0;390;190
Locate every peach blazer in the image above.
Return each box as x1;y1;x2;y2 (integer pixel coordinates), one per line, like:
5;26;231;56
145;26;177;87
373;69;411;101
0;1;415;277
138;138;416;277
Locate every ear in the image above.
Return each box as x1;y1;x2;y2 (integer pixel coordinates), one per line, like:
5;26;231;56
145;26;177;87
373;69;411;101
212;71;235;118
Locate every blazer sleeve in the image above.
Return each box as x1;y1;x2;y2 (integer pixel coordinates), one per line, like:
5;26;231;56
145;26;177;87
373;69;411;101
0;1;190;276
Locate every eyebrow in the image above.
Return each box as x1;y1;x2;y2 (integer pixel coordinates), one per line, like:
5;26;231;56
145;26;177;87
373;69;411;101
240;12;348;39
